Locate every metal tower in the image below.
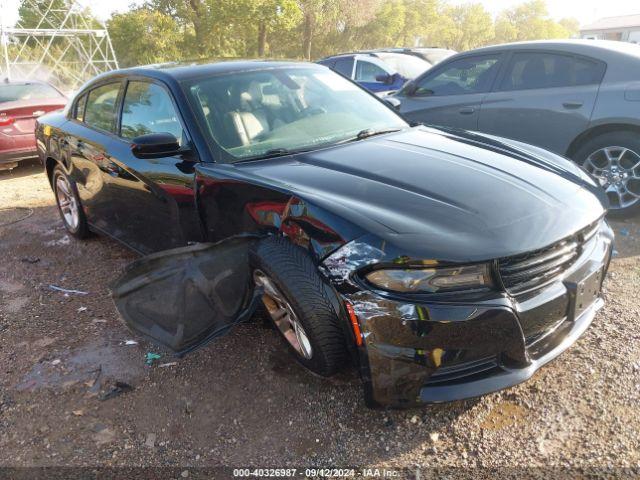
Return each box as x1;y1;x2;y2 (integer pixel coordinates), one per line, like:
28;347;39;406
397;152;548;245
0;0;118;93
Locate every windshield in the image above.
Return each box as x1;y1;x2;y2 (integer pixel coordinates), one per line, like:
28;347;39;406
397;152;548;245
420;50;457;65
183;67;407;161
375;53;430;78
0;83;62;103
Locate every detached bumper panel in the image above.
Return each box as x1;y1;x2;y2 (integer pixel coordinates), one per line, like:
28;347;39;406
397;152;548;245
348;228;613;408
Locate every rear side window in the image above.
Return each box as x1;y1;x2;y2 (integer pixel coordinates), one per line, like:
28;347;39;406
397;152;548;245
120;81;183;142
84;83;121;132
74;94;87;122
499;52;606;91
333;57;354;77
414;54;501;96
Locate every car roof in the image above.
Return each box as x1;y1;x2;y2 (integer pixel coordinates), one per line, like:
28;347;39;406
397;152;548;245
87;60;323;84
453;39;640;60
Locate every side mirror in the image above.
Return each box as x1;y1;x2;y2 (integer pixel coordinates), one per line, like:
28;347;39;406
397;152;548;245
402;80;418;96
383;96;401;110
131;132;182;159
375;73;394;85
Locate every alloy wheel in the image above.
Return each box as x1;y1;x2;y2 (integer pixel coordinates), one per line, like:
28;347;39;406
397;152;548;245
583;146;640;210
253;269;313;360
55;174;80;231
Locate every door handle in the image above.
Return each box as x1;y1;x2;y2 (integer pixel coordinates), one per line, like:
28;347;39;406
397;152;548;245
459;107;475;115
562;101;583;109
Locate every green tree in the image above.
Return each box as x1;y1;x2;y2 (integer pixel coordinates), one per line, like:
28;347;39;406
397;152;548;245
440;3;494;51
107;8;183;67
494;0;576;44
250;0;301;56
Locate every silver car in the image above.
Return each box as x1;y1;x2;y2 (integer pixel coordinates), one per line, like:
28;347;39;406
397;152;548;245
393;40;640;216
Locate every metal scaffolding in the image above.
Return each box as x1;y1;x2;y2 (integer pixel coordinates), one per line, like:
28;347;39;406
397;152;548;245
0;0;118;92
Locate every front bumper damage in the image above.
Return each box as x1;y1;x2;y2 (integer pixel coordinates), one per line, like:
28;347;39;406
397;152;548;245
323;223;614;408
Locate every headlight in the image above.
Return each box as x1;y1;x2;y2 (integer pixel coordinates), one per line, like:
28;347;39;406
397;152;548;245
364;264;493;293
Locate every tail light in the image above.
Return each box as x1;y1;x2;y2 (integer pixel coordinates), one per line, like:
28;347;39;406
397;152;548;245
0;116;15;127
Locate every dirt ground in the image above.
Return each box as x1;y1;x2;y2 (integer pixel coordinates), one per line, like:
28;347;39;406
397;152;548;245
0;159;638;477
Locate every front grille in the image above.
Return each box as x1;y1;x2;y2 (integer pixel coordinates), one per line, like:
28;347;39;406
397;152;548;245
498;220;601;295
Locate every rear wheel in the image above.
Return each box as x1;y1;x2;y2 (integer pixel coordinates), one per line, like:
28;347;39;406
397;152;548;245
53;165;89;238
251;237;348;376
573;131;640;217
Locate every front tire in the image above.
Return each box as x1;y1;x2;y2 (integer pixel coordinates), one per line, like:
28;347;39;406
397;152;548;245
250;237;348;376
572;131;640;217
53;165;89;238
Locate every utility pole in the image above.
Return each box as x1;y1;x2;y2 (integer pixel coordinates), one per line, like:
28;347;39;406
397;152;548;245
0;0;118;92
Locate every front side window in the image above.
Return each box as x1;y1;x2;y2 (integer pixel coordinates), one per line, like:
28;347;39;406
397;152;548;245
120;81;184;141
414;54;501;96
499;52;606;91
84;83;121;132
184;67;407;162
355;60;388;82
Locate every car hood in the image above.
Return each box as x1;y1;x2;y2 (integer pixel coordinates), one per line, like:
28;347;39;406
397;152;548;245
238;127;606;261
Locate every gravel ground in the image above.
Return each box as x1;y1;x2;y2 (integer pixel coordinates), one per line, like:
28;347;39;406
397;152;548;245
0;160;638;478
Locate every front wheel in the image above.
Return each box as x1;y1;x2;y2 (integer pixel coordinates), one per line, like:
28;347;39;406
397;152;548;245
250;237;349;376
572;131;640;217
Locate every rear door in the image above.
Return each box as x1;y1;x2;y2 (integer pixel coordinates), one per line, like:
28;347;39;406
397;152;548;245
478;50;605;155
396;53;503;130
64;81;125;232
354;57;396;93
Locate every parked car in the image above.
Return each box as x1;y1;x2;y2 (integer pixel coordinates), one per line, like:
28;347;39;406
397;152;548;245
376;47;457;65
392;40;640;216
317;52;431;95
0;79;66;169
36;61;612;408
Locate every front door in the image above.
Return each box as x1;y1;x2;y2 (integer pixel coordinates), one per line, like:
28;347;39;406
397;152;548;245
397;53;502;131
354;58;397;93
103;79;203;254
478;51;604;155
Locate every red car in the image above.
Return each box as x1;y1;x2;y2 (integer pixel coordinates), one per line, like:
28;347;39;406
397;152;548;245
1;80;67;169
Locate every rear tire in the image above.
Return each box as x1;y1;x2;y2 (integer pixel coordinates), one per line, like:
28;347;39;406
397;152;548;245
572;131;640;218
52;165;90;239
250;236;348;376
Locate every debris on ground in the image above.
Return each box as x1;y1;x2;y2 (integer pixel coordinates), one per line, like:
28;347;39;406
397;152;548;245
48;284;89;295
144;352;162;366
99;381;134;401
619;228;630;236
20;256;40;264
124;340;138;346
145;433;157;448
158;362;178;368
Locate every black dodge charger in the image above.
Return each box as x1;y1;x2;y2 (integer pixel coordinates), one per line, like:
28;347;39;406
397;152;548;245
35;61;613;407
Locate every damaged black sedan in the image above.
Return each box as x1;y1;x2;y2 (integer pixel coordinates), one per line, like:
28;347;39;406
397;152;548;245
36;61;613;408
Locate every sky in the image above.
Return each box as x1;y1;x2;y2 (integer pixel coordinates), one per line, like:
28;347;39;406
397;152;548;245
1;0;639;27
